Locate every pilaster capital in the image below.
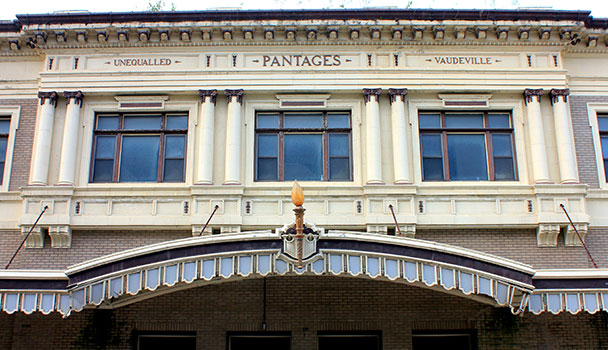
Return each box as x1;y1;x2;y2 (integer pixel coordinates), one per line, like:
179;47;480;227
225;89;244;104
198;89;218;104
550;88;570;104
63;91;84;106
523;88;544;104
388;88;408;104
362;88;382;103
38;91;58;107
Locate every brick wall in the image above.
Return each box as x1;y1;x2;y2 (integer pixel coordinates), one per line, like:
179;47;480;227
1;277;606;349
569;95;608;188
0;98;37;191
0;230;189;270
2;228;604;271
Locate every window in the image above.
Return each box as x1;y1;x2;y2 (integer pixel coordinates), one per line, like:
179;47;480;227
0;118;9;185
91;113;187;183
255;111;352;181
598;115;608;181
419;111;516;181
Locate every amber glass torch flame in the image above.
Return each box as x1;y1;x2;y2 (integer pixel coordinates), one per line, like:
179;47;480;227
291;180;304;206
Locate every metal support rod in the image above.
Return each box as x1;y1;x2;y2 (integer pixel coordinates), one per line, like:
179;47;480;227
559;203;598;268
5;206;48;269
199;205;220;236
388;204;402;236
294;206;305;268
262;277;267;331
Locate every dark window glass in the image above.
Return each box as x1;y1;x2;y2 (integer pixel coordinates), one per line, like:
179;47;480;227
255;111;351;181
284;113;323;128
119;136;160;182
257;114;279;129
91;113;187;183
0;118;10;185
96;116;119;130
284;134;323;181
447;134;488;180
419;113;441;128
123;115;162;130
166;115;188;130
419;111;516;181
421;134;444;180
445;113;483;128
599;116;608;181
318;333;381;350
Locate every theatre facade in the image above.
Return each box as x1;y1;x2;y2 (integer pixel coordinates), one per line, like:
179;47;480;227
1;8;608;349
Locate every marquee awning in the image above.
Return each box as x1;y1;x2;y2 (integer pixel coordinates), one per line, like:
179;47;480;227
1;231;606;317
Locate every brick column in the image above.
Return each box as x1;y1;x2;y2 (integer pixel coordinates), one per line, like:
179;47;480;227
524;89;551;184
30;91;58;185
224;89;243;185
57;91;84;185
389;88;410;184
196;89;217;185
550;89;579;184
363;88;384;184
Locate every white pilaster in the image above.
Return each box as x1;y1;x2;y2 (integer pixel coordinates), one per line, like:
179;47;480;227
57;91;84;185
196;89;217;185
550;89;579;184
524;89;551;184
389;88;410;184
30;92;58;185
363;88;383;184
224;89;243;185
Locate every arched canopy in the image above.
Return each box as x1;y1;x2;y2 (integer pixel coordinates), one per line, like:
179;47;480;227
1;231;606;316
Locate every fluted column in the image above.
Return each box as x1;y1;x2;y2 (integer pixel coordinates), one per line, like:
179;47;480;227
523;89;551;183
550;88;579;183
389;88;410;184
57;91;84;185
195;89;217;185
363;88;384;184
224;89;243;185
30;92;58;185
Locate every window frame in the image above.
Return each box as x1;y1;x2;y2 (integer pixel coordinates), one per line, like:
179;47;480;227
254;110;353;182
412;330;477;350
418;110;518;182
135;331;196;350
588;104;608;189
89;112;188;183
0;106;20;192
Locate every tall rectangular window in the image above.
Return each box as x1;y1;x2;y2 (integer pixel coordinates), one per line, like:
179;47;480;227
255;111;352;181
91;113;187;183
419;111;517;181
598;115;608;181
0;118;9;185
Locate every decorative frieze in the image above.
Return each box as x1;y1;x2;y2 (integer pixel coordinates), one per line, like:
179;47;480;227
8;40;19;51
587;35;598;48
306;28;318;40
97;31;107;42
117;31;129;42
370;27;381;40
76;31;87;43
537;224;561;247
539;28;551;40
497;27;509;40
349;28;360;40
138;30;150;42
392;27;402;40
477;27;487;40
35;32;47;44
223;29;233;41
433;27;444;40
286;28;296;41
264;28;274;40
519;28;530;40
159;30;169;41
55;32;66;43
413;27;424;40
180;29;191;41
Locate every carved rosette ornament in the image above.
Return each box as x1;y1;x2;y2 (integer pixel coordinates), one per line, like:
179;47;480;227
224;89;244;104
523;88;544;104
199;89;218;105
550;88;570;104
362;88;382;103
388;88;408;104
64;91;84;106
38;91;58;106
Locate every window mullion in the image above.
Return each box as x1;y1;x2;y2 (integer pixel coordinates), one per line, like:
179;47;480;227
486;131;494;181
442;131;449;181
114;134;122;182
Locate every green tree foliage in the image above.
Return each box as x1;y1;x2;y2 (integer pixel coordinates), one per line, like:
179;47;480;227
146;0;176;12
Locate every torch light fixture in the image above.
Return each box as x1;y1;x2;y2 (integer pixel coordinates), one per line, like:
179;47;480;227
291;180;305;268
